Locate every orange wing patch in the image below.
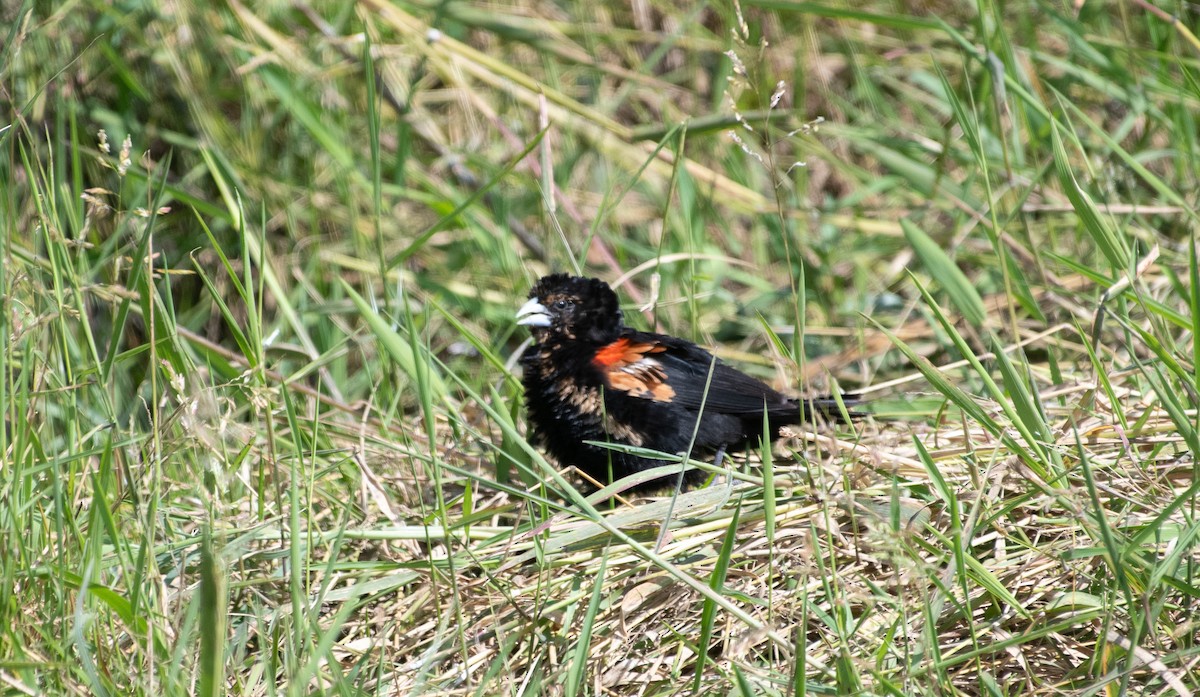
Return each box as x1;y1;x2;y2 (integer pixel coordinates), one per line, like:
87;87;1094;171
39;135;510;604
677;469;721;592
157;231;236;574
594;339;676;401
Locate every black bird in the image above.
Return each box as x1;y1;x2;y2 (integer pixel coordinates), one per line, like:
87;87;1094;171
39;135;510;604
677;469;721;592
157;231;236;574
517;274;857;492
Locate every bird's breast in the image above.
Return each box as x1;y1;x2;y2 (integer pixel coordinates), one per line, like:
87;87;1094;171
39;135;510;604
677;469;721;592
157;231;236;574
525;351;654;449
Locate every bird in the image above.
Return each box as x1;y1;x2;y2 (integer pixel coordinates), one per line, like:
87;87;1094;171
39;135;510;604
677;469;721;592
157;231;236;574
516;273;858;493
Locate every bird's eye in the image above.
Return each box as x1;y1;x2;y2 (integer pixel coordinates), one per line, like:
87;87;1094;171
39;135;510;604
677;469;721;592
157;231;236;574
554;299;571;310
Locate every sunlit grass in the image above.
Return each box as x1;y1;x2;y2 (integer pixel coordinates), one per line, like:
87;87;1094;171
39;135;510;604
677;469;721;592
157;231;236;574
2;0;1199;694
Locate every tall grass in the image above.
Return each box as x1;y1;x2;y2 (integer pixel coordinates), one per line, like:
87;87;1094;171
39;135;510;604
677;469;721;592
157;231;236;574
3;0;1200;694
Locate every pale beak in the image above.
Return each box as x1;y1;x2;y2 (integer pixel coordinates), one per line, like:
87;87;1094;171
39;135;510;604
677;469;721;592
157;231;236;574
515;298;551;327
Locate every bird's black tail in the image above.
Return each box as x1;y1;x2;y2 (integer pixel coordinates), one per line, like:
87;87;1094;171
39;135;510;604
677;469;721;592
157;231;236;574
796;394;865;423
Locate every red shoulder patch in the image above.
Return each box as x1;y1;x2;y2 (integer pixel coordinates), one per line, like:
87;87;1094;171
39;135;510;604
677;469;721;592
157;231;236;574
594;339;675;401
592;338;666;368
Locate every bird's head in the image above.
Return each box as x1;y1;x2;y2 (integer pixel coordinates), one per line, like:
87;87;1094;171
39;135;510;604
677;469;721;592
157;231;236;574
516;274;623;345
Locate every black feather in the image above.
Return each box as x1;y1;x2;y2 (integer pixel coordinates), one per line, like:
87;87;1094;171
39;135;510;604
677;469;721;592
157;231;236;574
518;275;859;493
